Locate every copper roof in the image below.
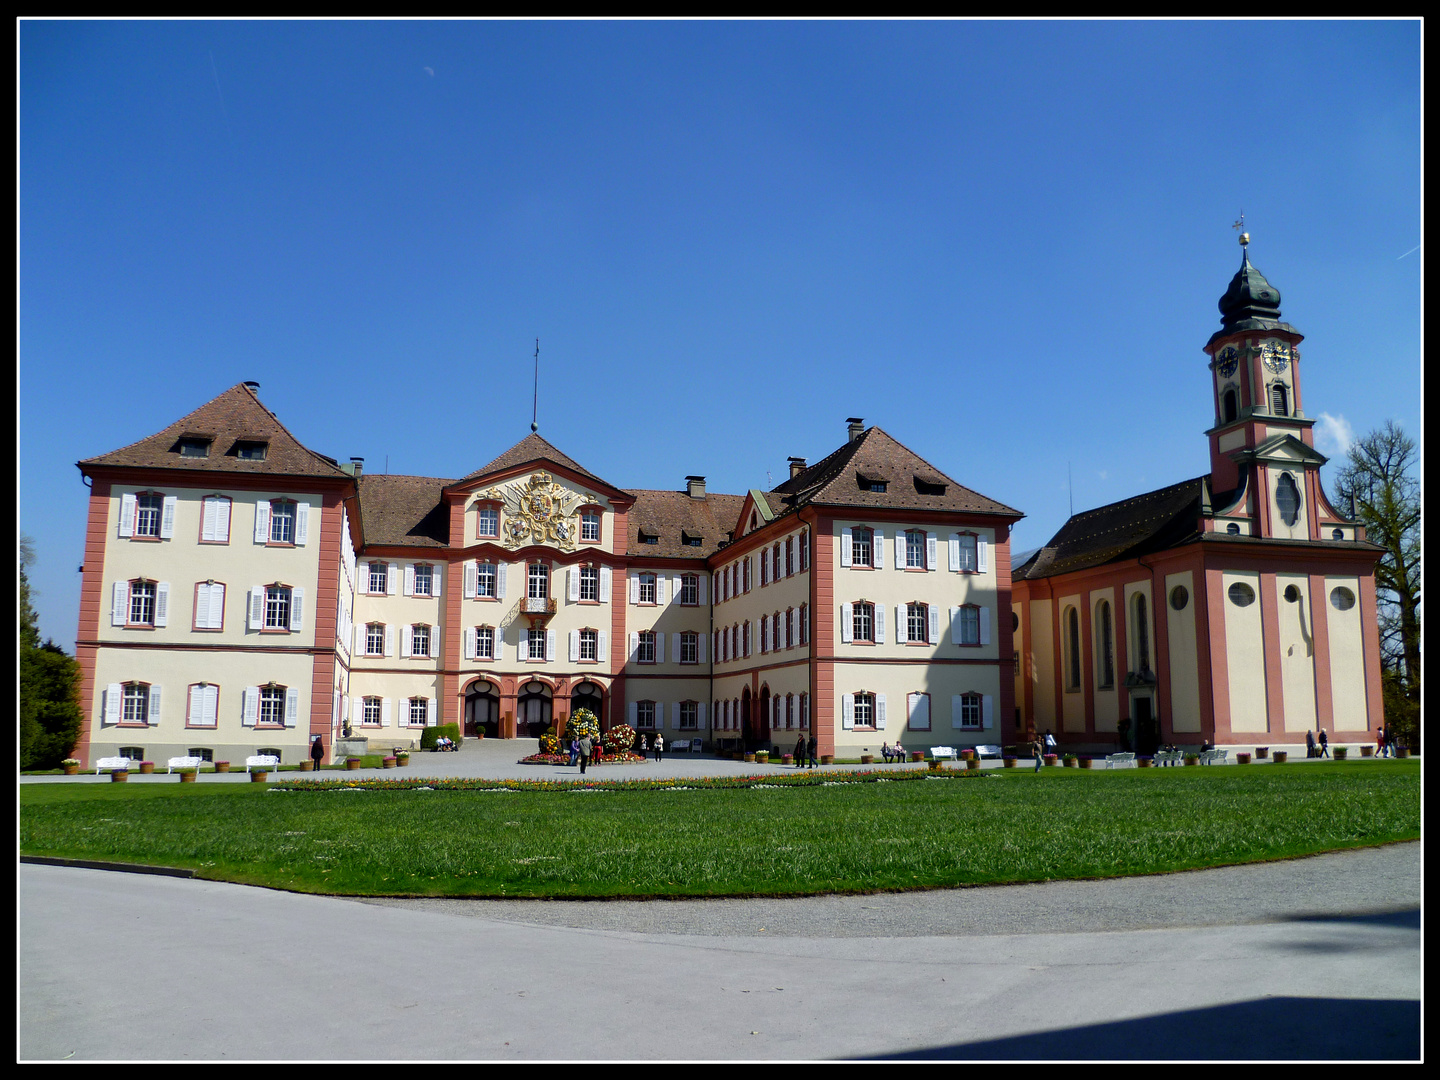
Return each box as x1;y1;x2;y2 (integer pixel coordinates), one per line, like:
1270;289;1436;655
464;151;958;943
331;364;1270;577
625;490;748;560
459;432;616;490
355;474;454;549
79;383;350;479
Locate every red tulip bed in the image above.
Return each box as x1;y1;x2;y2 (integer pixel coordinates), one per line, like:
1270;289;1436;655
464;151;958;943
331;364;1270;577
518;751;648;765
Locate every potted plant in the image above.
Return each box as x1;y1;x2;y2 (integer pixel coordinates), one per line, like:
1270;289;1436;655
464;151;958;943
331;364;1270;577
346;757;361;771
383;756;397;769
1360;745;1374;757
300;760;314;771
1236;752;1252;764
1333;747;1348;761
62;759;80;776
396;751;409;766
782;754;793;765
1043;754;1059;766
215;761;231;773
927;758;943;771
755;751;770;764
178;768;197;783
1255;747;1269;760
860;754;874;764
744;752;756;763
1396;747;1410;759
1272;750;1288;764
110;769;128;783
910;751;924;763
1003;756;1017;768
821;755;834;765
249;769;269;782
1079;756;1093;769
960;749;974;762
1137;756;1152;767
1062;754;1078;768
965;756;980;771
1184;753;1199;766
138;761;155;774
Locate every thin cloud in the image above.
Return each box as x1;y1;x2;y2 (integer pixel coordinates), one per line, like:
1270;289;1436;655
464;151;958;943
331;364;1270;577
424;66;435;77
1397;244;1421;260
1314;412;1355;457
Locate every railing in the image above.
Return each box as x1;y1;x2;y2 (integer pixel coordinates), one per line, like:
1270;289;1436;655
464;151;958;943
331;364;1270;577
523;596;558;615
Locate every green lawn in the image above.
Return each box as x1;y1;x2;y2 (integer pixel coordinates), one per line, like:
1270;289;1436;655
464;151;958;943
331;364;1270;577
19;761;1420;898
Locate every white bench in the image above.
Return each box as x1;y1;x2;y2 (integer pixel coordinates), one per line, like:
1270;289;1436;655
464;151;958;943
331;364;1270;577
1152;751;1184;767
1200;749;1229;765
167;756;205;774
929;746;959;760
246;754;280;775
94;756;135;775
1105;753;1137;769
670;738;693;753
974;744;1003;759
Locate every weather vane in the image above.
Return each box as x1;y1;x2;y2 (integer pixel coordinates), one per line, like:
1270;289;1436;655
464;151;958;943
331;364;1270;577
531;338;540;434
1232;211;1249;247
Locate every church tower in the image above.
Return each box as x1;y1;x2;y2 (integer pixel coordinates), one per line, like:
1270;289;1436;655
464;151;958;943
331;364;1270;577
1202;234;1344;542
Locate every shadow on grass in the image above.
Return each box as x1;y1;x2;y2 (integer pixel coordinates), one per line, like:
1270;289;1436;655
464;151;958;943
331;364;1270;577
871;997;1419;1060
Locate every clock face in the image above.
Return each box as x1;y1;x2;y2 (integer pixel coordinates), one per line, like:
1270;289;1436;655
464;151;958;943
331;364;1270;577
1216;346;1240;378
1261;340;1290;374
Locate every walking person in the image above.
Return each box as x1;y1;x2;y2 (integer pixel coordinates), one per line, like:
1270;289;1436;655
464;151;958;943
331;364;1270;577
1034;734;1044;772
654;732;664;761
310;736;324;772
794;734;807;768
578;734;592;775
1375;725;1386;758
637;733;648;760
1306;729;1317;759
808;734;818;768
1318;727;1330;758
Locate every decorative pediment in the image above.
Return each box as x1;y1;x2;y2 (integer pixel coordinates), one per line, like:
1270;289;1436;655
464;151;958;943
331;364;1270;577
1233;433;1328;468
482;471;592;552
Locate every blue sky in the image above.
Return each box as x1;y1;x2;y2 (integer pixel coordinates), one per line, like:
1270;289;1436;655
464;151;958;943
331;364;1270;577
20;20;1422;647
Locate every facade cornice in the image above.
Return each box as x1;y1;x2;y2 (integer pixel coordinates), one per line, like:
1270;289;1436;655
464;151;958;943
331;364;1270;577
79;463;356;496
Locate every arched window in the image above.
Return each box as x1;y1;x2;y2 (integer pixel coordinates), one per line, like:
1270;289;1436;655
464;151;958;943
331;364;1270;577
1270;382;1289;416
1097;601;1114;689
1065;607;1081;691
1133;593;1151;674
1276;473;1302;526
1222;388;1238;424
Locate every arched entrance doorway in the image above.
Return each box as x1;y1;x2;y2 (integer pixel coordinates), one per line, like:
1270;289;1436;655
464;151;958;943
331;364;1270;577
517;680;553;738
741;687;753;749
465;680;500;739
570;681;605;732
756;686;771;752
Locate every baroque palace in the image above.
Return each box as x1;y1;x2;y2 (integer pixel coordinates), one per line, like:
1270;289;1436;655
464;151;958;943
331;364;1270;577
73;241;1385;766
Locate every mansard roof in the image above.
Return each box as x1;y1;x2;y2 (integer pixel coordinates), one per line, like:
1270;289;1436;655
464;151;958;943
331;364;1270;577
79;383;350;479
458;432;618;493
1013;476;1207;580
625;489;748;560
764;425;1021;522
356;474;454;549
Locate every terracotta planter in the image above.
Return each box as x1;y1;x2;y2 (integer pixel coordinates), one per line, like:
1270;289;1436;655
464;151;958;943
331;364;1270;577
1361;746;1374;757
383;757;397;769
821;755;834;765
179;771;197;783
216;762;230;773
782;754;793;765
1184;756;1199;766
910;751;924;762
1236;752;1251;764
1079;757;1093;769
744;754;755;763
861;755;874;764
139;761;155;774
965;758;980;771
1063;757;1078;768
1255;747;1269;759
1137;757;1152;768
928;759;942;771
756;753;769;764
396;754;409;766
250;770;268;782
1043;754;1059;766
1003;757;1017;768
960;750;974;762
300;760;313;771
346;758;361;770
1333;748;1348;761
63;765;79;775
1272;751;1288;764
110;770;128;782
1396;748;1410;759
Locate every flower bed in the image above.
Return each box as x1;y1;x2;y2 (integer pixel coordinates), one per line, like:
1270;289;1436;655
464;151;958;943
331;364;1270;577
518;752;647;765
274;767;995;794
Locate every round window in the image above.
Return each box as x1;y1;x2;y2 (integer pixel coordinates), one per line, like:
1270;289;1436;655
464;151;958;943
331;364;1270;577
1332;528;1344;540
1330;587;1356;611
1227;522;1241;534
1012;612;1019;632
1228;582;1256;607
1169;585;1189;611
1284;585;1301;603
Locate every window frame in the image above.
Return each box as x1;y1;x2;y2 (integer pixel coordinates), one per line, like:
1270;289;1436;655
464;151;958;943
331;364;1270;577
365;623;385;657
907;601;929;644
198;494;233;545
853;692;876;730
368;562;389;596
579;627;599;662
579;565;600;603
1096;600;1115;689
262;585;293;633
267;499;297;546
679;701;699;730
257;686;287;728
475;501;501;540
636;701;657;730
413;563;435;598
134;492;165;539
476;561;497;599
637;630;657;664
579;506;602;544
853;601;875;644
957;604;982;647
958;692;983;730
1065;606;1082;691
637;573;657;605
956;532;979;573
362;697;383;727
905;529;926;569
191;580;226;632
475;625;495;661
680;573;699;606
120;682;151;726
527;627;547;661
851;526;873;568
680;631;699;665
527;562;550;601
408;697;429;728
185;683;220;729
411;623;431;659
127;579;157;628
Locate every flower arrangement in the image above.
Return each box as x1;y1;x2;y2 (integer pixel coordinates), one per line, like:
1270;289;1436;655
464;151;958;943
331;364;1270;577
539;732;562;755
564;708;601;743
62;759;80;767
604;723;637;755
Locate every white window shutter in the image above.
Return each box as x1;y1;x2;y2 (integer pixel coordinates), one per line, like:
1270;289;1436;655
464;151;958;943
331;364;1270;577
427;698;437;726
381;698;391;727
761;616;769;652
249;587;265;629
569;567;580;602
205;684;220;725
656;576;667;604
875;603;886;643
387;564;398;595
404;565;415;596
254;500;269;543
895;605;907;643
597;631;607;659
195;584;211;629
978;537;989;574
154;582;169;626
698;702;706;728
842;693;854;730
629;574;639;604
673;575;683;600
354;624;365;654
432;564;441;596
352;699;364;728
284;688;300;727
400;625;411;658
628;701;638;726
546;629;555;662
465;560;477;598
569;630;579;662
698;634;707;663
698;574;708;605
877;693;887;729
289;588;304;632
872;529;885;569
119;493;136;538
102;683;121;725
672;703;680;730
201;497;217;541
160;496;177;539
949;534;961;572
928;606;940;644
950;606;961;645
465;626;477;660
629;632;639;662
656;632;665;663
294;503;309;546
600;566;612;603
980;607;991;646
242;687;258;727
189;685;204;726
112;582;128;626
804;606;810;643
927;533;938;571
384;625;395;657
895;534;905;569
213;497;230;543
952;695;963;729
672;633;681;663
982;695;994;730
148;685;162;724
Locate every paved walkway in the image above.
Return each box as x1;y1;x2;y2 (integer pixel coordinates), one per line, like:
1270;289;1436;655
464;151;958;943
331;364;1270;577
19;842;1421;1061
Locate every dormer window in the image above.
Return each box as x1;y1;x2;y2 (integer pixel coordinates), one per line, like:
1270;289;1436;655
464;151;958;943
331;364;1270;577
178;437;211;458
639;530;660;545
234;440;268;461
857;472;889;493
914;477;946;496
682;531;703;548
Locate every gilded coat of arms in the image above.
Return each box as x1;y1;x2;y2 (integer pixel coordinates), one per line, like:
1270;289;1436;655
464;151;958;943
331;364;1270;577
485;472;588;552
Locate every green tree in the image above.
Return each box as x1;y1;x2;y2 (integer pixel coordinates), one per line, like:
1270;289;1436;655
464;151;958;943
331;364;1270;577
1332;422;1422;751
19;537;83;769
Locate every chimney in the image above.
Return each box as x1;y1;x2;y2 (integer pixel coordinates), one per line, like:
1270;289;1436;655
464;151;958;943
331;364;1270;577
243;381;261;392
350;457;364;477
788;457;807;479
847;417;865;442
685;475;707;499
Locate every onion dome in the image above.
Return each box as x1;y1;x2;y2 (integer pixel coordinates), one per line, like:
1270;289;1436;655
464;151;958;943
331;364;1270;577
1206;239;1300;348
